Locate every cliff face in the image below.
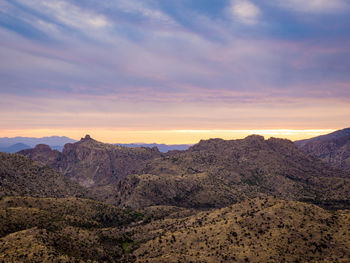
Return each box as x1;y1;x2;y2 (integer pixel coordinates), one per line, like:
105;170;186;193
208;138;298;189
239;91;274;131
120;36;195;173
295;128;350;172
19;135;162;203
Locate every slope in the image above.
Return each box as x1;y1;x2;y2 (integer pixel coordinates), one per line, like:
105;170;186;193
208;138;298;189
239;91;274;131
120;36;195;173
19;135;162;203
295;127;350;172
19;135;350;209
0;152;87;199
0;196;144;262
133;197;350;263
116;135;350;209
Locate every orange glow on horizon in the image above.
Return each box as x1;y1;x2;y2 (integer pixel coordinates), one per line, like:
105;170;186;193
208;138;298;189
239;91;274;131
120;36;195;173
0;128;336;144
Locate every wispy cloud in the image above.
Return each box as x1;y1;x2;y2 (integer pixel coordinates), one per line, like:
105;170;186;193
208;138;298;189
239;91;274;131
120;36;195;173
0;0;350;137
229;0;261;25
16;0;110;30
274;0;350;14
112;0;175;24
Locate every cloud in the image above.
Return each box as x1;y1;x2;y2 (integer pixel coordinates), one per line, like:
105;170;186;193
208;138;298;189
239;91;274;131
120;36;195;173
1;0;350;135
275;0;350;13
15;0;110;31
230;0;261;25
114;0;174;23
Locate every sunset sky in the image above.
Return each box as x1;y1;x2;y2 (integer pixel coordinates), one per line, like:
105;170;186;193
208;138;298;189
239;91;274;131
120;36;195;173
0;0;349;143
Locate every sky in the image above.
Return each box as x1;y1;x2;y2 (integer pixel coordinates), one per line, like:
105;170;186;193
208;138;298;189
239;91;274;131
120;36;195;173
0;0;349;143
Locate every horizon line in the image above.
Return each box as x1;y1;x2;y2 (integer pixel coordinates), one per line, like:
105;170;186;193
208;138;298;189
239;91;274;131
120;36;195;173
0;128;339;144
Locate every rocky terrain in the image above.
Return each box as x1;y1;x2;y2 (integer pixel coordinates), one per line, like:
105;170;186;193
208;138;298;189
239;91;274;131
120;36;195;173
0;196;144;262
132;197;350;263
19;135;161;203
19;134;350;209
116;135;350;209
2;132;350;262
0;152;88;199
295;128;350;172
1;196;349;262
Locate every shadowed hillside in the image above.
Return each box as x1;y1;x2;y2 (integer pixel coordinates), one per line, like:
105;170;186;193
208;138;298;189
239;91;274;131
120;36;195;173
0;152;88;199
295;128;350;172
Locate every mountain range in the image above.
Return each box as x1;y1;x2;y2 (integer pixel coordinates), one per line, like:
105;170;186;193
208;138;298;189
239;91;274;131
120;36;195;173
18;133;350;210
0;136;190;153
1;128;350;262
0;136;76;153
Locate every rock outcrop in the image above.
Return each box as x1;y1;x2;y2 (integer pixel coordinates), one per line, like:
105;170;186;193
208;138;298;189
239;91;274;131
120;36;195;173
19;135;162;203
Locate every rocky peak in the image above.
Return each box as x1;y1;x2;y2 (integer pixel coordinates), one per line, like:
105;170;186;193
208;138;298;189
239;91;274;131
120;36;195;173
17;145;62;171
190;135;267;153
81;134;92;141
245;134;265;141
189;138;224;152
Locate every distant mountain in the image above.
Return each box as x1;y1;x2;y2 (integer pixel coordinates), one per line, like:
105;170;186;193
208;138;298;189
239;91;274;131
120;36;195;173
0;136;191;153
115;143;191;153
0;136;76;152
0;143;31;153
0;152;88;199
295;128;350;172
20;135;350;210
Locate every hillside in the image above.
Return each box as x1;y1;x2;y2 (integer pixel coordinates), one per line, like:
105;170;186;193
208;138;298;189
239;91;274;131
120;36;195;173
116;135;350;209
295;128;350;147
19;135;350;210
133;198;350;262
0;152;88;199
0;196;144;262
1;197;349;262
295;128;350;172
19;135;162;203
3;137;350;262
